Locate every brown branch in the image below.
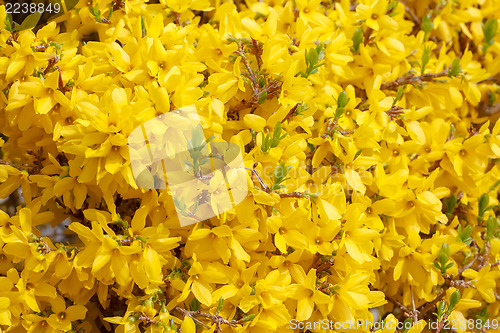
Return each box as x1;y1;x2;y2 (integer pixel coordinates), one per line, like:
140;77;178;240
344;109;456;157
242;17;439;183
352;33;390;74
236;44;258;99
283;103;300;122
477;241;490;270
43;56;59;75
113;0;124;11
385;295;411;314
311;253;335;276
0;158;32;171
385;106;405;121
245;168;269;192
33;43;49;52
279;192;310;199
408;287;420;324
381;69;450;90
321;119;354;138
491;260;500;267
401;1;420;31
172;12;184;27
457;256;478;276
175;307;249;332
251;38;262;71
449;279;473;288
417;288;446;320
482;76;500;85
232;41;282;113
478;101;500;117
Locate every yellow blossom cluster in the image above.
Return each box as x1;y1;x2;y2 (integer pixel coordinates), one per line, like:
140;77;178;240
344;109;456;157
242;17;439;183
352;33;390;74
0;0;500;332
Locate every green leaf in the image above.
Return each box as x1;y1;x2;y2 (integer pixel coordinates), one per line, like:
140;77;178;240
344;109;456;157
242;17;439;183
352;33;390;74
436;243;452;274
19;12;43;31
457;224;473;245
486;215;497;238
108;3;114;19
437;301;446;319
352;27;363;53
478;193;489;219
189;298;201;311
308;47;319;66
402;318;413;333
421;45;431;75
273;122;282;139
449;58;462;77
141;16;147;37
386;0;398;17
444;194;457;217
5;13;14;32
216;297;224;313
258;90;267;104
449;289;461;312
337;91;350;109
258;76;266;88
393;85;405;106
483;18;498;52
422;14;434;38
242;314;256;322
489;178;500;192
317;47;325;62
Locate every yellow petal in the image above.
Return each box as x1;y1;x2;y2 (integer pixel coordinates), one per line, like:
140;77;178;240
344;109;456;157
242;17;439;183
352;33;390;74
105;152;123;174
180;316;196;333
191;280;212;306
244;114;267;132
345;168;366;194
318;199;341;220
406;121;426;145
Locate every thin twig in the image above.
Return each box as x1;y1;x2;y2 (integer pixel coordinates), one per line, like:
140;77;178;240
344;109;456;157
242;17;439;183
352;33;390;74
381;69;450;90
175;307;249;332
279;192;309;199
401;1;420;30
409;287;419;324
245;168;269;192
283;103;300;122
478;102;500;117
0;158;35;171
385;106;404;121
385;295;411;314
251;38;262;71
417;288;446;320
482;76;500;85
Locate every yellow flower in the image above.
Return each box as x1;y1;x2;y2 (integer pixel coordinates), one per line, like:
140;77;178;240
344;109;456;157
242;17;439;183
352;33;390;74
290;267;331;321
46;296;87;331
356;0;398;32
